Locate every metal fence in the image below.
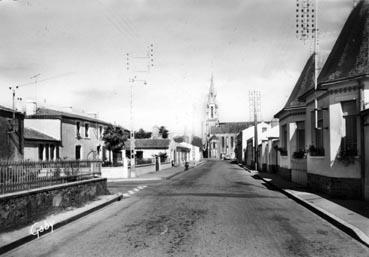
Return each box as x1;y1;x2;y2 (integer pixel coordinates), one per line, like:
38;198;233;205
0;160;102;194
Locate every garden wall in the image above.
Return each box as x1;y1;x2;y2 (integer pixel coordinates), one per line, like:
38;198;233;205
0;178;108;232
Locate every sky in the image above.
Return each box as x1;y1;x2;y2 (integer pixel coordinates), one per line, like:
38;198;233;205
0;0;355;136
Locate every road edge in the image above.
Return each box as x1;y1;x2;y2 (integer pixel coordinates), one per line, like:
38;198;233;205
0;193;123;255
248;170;369;248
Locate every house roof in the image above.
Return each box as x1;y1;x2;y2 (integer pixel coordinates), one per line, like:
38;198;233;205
24;127;59;142
124;139;170;150
26;107;112;126
275;55;315;117
318;0;369;85
210;122;253;134
0;104;24;117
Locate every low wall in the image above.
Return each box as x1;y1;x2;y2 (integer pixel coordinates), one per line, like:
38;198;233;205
307;173;362;199
0;178;108;232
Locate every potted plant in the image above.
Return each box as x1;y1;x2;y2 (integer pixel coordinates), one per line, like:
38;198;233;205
307;145;324;156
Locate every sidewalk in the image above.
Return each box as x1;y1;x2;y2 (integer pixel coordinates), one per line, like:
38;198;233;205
0;193;123;255
241;165;369;247
107;160;205;182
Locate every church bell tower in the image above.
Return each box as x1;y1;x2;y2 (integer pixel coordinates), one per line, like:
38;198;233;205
203;74;219;141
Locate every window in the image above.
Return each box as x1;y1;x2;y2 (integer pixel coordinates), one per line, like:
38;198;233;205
56;146;59;159
222;137;225;148
281;125;287;148
281;125;288;156
99;126;103;138
75;145;81;160
136;151;143;159
213;142;216;149
211;106;214;118
262;127;267;133
38;145;44;161
310;110;324;156
296;121;305;151
50;145;55;160
231;137;234;148
97;145;101;156
85;123;89;137
76;122;81;137
342;100;357;156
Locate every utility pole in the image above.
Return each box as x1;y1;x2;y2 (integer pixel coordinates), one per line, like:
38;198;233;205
126;44;154;178
249;90;261;170
296;0;319;129
8;86;19;133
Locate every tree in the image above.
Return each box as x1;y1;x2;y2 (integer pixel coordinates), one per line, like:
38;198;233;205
159;126;169;139
102;125;129;162
135;128;152;139
191;136;203;148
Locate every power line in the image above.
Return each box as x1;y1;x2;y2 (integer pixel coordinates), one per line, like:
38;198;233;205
94;0;145;50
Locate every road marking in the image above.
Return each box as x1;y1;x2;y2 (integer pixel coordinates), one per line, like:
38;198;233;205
122;185;147;198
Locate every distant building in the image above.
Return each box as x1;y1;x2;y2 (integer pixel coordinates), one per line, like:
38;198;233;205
0;105;24;161
124;138;171;162
202;75;253;159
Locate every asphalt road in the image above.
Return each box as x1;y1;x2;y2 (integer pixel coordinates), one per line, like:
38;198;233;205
5;160;369;257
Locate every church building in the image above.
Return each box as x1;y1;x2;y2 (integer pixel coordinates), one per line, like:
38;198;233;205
202;75;253;159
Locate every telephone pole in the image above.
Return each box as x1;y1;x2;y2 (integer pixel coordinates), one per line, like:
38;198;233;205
8;86;19;133
296;0;319;128
125;44;154;178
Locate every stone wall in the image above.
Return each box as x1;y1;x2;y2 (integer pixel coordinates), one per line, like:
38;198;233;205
0;178;108;232
307;173;362;199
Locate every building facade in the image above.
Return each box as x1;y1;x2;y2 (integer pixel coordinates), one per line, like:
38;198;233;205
25;104;112;161
273;0;369;199
0;105;24;161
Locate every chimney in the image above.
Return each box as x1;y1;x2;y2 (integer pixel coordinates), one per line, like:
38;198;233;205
25;100;37;116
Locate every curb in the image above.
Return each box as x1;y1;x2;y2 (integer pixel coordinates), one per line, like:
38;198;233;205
0;193;123;255
253;173;369;248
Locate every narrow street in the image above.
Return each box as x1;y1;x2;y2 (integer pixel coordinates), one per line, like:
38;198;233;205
5;160;369;257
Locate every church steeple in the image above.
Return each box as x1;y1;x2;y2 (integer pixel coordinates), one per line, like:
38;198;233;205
202;74;219;144
209;74;216;98
206;74;218;121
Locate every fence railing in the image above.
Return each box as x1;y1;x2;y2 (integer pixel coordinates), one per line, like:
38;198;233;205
0;160;102;194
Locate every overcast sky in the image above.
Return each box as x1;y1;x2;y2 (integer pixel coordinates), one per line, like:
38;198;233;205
0;0;354;136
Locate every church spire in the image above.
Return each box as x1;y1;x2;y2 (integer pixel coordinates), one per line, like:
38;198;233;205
209;73;216;97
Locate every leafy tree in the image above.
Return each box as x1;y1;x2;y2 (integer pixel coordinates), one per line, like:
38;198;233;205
135;128;152;139
102;125;129;153
159;126;169;139
191;136;203;148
